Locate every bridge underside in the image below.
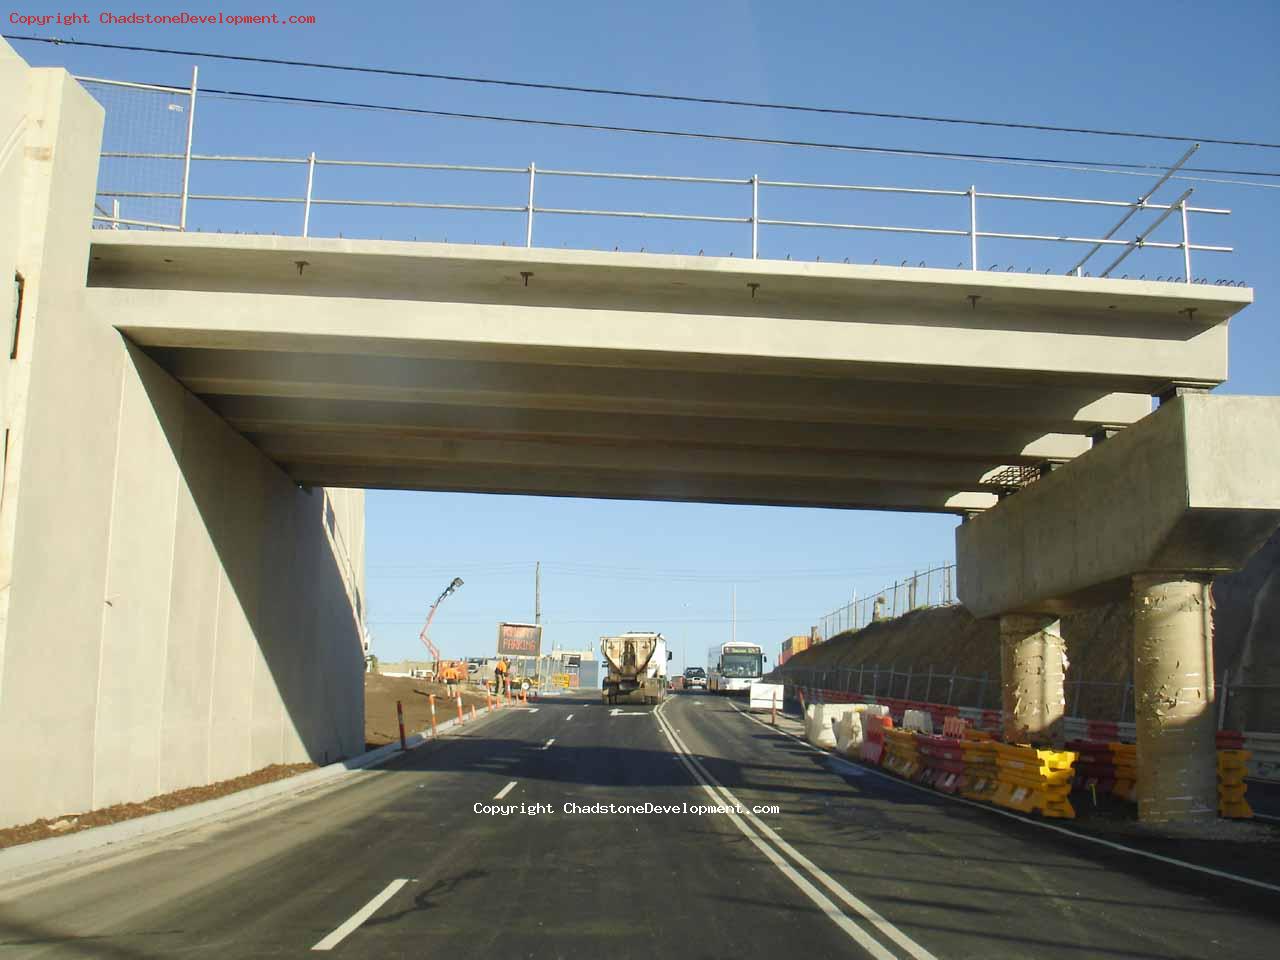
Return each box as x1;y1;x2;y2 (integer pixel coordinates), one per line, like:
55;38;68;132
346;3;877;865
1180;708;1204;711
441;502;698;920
88;232;1248;513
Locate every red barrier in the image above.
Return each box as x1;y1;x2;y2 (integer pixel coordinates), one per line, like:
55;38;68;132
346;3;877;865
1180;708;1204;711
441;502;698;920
861;714;893;765
1217;729;1246;750
1087;720;1121;741
917;734;967;792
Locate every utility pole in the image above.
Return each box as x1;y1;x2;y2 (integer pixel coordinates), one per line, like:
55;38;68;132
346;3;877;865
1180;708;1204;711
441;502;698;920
535;561;541;625
731;585;737;645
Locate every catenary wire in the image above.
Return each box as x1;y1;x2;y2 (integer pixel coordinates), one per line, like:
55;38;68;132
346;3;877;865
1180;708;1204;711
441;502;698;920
177;85;1280;180
10;34;1280;151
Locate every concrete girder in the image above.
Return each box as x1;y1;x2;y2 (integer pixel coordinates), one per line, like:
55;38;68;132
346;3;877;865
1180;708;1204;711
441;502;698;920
282;461;997;514
87;253;1240;392
246;430;1007;491
211;396;1092;465
149;347;1151;435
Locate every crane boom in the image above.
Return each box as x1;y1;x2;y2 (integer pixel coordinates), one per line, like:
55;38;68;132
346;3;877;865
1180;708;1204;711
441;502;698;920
418;577;464;673
418;602;443;662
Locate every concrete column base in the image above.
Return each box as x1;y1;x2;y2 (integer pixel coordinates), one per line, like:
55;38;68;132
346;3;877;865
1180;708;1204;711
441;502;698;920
1132;575;1217;823
999;614;1066;744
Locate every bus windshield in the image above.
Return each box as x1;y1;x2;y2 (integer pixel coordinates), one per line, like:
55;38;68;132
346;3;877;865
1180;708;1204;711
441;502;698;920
721;652;762;678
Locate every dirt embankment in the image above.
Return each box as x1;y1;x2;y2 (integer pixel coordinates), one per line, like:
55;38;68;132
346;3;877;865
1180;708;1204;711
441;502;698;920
364;673;494;749
781;527;1280;729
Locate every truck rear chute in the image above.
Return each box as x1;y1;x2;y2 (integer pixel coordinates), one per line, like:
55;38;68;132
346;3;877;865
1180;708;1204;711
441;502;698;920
600;632;666;705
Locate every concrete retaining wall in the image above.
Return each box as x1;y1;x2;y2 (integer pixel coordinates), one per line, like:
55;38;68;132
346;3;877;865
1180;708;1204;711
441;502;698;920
0;40;366;829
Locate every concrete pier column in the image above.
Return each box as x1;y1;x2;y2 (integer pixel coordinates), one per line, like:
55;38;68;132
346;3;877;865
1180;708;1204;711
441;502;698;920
1132;575;1217;823
999;614;1066;744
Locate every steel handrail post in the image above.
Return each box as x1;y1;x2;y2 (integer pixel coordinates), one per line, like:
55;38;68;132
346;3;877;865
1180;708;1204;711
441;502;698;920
178;65;199;231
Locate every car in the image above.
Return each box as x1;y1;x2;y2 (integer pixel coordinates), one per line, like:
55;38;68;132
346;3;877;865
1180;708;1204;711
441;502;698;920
683;667;707;690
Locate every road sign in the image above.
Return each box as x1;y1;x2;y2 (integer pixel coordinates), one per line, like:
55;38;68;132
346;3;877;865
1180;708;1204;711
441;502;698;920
497;622;542;658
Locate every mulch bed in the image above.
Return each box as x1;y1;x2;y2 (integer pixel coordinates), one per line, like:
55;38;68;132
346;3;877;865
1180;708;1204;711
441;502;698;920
0;762;316;850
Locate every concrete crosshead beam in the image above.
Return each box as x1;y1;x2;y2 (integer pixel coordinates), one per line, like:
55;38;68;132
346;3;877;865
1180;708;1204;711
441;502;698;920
957;393;1280;618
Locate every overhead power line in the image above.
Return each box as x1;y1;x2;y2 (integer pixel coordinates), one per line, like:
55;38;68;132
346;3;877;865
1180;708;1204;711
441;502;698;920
10;34;1280;151
180;85;1279;180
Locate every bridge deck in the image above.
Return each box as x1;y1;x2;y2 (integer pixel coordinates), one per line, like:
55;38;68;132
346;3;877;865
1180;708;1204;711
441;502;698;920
88;232;1252;513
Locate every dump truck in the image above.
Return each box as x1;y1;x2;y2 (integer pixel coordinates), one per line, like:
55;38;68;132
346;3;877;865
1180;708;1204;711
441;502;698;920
600;631;670;705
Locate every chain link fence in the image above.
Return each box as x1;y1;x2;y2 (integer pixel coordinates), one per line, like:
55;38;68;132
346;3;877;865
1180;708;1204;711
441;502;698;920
783;662;1280;732
817;563;957;640
81;76;193;230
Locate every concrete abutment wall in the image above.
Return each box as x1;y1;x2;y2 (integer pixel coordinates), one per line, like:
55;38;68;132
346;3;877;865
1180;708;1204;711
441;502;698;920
0;39;365;829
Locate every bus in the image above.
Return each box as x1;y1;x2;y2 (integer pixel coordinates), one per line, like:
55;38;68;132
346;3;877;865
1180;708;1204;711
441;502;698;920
708;642;766;694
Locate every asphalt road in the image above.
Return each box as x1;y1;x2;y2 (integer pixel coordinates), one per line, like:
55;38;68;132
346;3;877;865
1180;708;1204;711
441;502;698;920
2;692;1279;959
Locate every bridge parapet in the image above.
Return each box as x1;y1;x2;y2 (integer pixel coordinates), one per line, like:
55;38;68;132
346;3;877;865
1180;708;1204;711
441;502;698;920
77;72;1243;285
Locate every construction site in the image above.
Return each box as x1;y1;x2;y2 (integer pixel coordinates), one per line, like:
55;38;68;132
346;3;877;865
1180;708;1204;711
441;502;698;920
3;12;1280;959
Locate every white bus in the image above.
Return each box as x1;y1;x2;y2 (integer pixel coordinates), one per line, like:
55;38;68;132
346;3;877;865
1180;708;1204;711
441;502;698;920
708;642;766;694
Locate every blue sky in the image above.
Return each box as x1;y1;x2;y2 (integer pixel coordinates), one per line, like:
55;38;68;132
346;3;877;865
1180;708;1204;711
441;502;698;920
8;1;1278;671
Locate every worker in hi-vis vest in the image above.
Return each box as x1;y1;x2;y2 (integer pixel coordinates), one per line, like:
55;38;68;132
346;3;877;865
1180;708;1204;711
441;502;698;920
494;658;509;695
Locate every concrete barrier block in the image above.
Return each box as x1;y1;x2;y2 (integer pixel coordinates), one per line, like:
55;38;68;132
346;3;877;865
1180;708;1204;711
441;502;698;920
804;704;839;749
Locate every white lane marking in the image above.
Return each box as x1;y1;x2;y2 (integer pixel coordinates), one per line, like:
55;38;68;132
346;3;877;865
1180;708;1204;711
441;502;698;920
312;878;408;951
540;738;556;750
728;701;1280;897
566;714;574;721
494;780;518;800
608;708;648;716
657;702;936;960
652;705;904;960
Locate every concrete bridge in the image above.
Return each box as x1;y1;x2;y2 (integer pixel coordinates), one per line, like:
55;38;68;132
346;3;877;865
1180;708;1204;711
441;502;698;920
2;39;1278;828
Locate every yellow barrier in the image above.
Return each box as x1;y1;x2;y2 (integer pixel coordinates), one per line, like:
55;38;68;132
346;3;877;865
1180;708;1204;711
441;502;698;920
990;743;1077;819
1218;750;1253;819
958;735;1000;802
1108;742;1137;802
883;729;923;780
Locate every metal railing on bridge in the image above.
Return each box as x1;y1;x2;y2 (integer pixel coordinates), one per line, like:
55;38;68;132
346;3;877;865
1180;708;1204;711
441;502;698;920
817;563;957;640
79;72;1237;283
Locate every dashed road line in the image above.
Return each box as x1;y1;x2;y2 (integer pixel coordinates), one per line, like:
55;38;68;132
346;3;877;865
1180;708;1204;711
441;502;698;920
312;878;408;951
566;714;574;721
540;738;556;750
493;780;518;800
